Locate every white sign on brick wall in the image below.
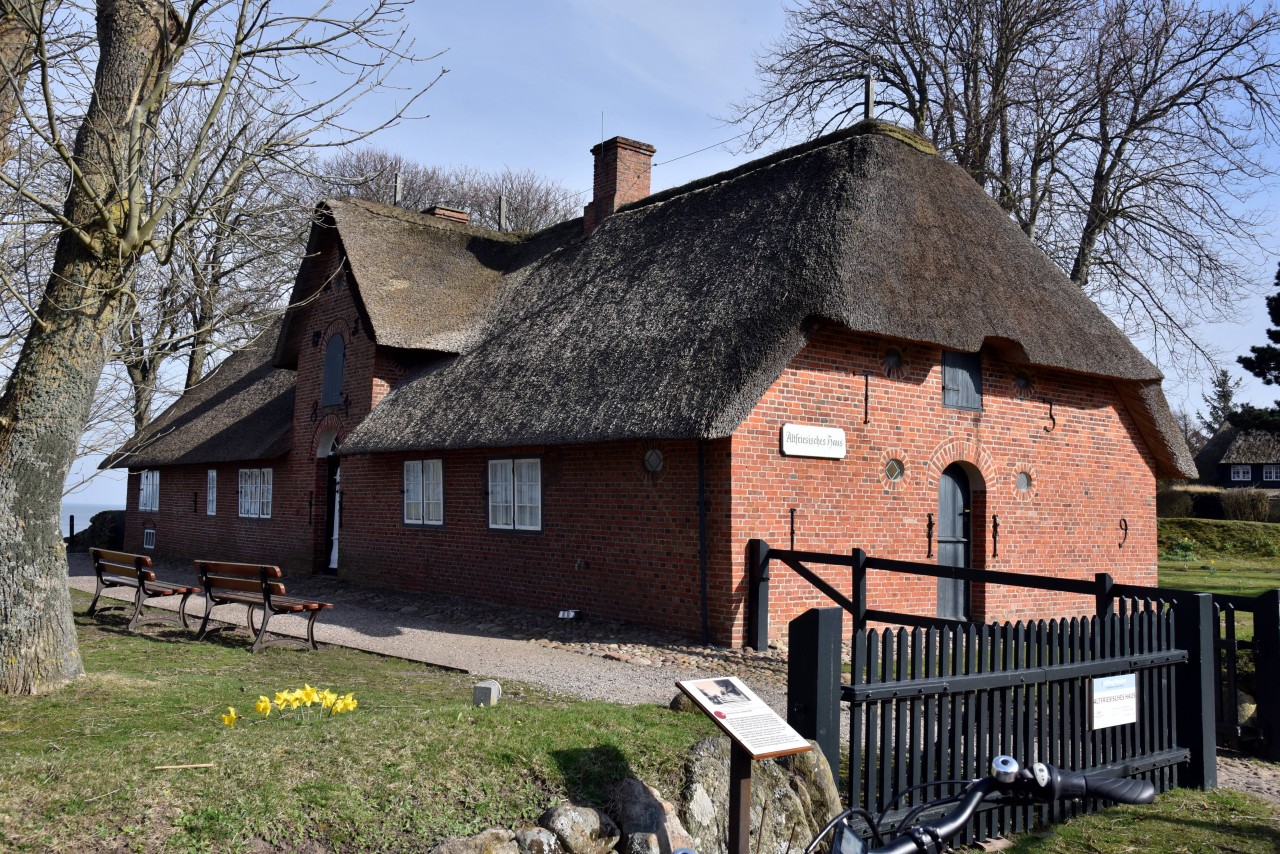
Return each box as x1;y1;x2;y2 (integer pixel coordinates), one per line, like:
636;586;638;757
780;424;847;459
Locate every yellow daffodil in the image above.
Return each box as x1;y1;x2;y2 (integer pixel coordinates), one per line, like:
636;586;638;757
255;696;272;717
320;689;337;710
301;684;319;706
274;690;291;707
221;707;239;728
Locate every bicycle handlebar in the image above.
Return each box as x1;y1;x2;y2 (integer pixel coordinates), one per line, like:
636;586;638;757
836;757;1156;854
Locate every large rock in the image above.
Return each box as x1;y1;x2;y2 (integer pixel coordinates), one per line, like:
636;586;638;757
539;804;622;854
515;827;563;854
431;828;520;854
610;777;695;854
679;738;842;854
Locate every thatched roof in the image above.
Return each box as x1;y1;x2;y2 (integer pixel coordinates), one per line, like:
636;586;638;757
104;323;293;469
274;200;575;367
338;122;1193;478
1195;426;1280;477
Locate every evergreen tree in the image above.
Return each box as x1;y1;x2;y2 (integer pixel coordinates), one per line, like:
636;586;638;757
1197;369;1242;435
1239;262;1280;385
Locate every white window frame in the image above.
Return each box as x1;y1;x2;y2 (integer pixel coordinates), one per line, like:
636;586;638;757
206;469;217;515
142;528;156;549
238;468;273;518
138;470;159;512
1231;465;1253;482
488;458;541;531
1265;465;1280;482
403;459;444;526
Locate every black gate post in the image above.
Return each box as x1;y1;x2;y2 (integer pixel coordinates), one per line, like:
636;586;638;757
787;606;843;779
747;539;770;652
1252;589;1280;760
1173;592;1217;789
1094;572;1114;618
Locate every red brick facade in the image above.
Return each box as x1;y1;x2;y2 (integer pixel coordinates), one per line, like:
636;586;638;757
125;303;1159;645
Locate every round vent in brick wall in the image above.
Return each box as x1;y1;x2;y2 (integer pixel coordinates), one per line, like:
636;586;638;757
1016;471;1033;492
885;459;905;481
881;347;905;379
644;448;664;473
1012;371;1036;399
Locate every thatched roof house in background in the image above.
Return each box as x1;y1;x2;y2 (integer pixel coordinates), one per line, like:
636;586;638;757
1195;427;1280;488
109;122;1194;644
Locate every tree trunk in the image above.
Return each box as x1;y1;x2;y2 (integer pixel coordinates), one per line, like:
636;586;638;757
0;2;37;165
0;0;169;694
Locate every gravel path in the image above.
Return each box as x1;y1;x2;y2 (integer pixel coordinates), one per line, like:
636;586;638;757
66;553;1280;805
65;553;789;711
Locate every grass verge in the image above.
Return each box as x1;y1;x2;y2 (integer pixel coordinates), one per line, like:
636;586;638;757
1006;787;1280;853
0;592;715;852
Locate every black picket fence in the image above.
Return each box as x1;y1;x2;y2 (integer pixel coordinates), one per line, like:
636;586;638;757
744;540;1252;843
844;613;1186;844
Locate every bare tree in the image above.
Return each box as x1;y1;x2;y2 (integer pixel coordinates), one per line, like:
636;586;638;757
730;0;1280;369
0;0;442;695
324;146;578;232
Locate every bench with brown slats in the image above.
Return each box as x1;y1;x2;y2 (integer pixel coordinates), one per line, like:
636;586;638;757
194;561;332;653
87;548;201;631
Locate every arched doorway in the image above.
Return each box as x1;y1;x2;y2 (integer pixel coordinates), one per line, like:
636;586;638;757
317;432;340;575
937;462;972;619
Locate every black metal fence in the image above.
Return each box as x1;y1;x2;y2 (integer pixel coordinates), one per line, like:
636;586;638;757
845;613;1186;843
745;540;1245;840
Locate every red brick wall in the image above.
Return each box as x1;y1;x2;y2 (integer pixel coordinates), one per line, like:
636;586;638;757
723;324;1158;644
336;439;733;638
123;239;394;576
121;462;313;571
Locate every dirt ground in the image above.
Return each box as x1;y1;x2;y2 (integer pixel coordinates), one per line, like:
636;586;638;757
1218;751;1280;805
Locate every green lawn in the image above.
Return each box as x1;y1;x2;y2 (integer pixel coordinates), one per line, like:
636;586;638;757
0;593;715;852
6;557;1280;852
1005;787;1280;853
1158;518;1280;642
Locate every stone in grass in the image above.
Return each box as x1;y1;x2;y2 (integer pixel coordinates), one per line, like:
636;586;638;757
539;804;621;854
668;692;698;713
610;777;695;854
679;737;841;854
474;679;502;707
430;828;519;854
515;827;563;854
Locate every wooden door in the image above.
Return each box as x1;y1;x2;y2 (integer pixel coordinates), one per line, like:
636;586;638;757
937;463;971;619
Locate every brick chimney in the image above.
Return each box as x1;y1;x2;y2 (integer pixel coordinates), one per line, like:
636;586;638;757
425;205;470;224
583;136;656;234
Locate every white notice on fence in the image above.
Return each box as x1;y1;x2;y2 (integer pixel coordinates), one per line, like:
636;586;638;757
1090;674;1138;730
677;676;812;760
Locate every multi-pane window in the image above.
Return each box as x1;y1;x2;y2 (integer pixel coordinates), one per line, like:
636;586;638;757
403;459;444;525
206;470;217;515
488;458;541;531
238;468;273;518
1264;465;1280;482
942;351;983;411
142;528;156;549
1231;465;1253;482
138;470;159;511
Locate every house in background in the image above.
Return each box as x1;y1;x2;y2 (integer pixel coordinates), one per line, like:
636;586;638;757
1195;427;1280;488
107;122;1195;645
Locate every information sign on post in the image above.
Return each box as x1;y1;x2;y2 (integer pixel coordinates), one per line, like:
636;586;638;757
677;676;813;759
677;677;811;854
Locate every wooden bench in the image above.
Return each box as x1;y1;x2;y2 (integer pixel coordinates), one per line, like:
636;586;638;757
194;561;332;653
87;548;201;631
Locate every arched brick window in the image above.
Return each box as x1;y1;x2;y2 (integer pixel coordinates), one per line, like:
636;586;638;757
321;334;345;405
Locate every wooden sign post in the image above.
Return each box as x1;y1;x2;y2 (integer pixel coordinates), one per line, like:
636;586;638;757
677;677;812;854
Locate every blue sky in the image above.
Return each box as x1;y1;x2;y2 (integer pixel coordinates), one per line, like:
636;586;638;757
69;0;1276;505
